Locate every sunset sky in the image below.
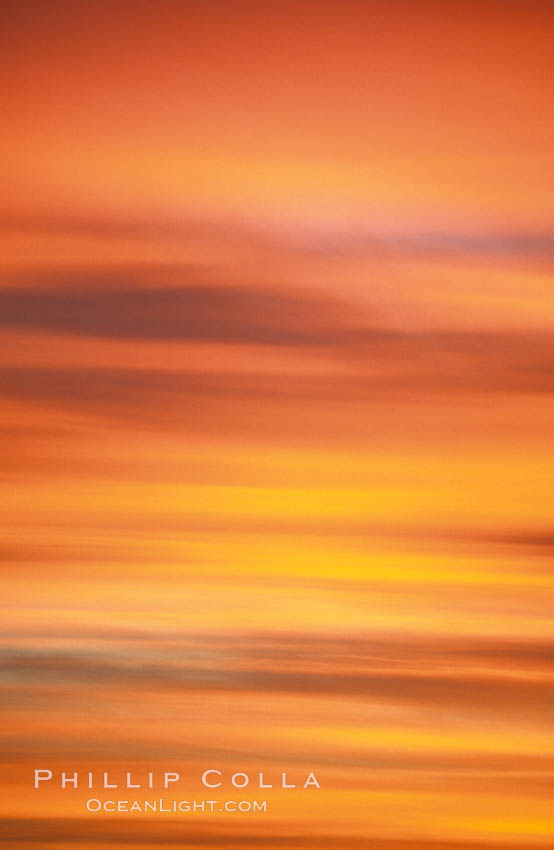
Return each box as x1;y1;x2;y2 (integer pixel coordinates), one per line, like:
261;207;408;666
1;2;554;848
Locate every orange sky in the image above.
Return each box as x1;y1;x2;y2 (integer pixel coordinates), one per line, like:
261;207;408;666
1;2;553;848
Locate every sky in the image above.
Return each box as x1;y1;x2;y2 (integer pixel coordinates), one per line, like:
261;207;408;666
1;1;554;848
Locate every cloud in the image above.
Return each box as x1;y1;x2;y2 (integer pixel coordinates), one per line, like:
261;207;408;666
0;278;361;345
3;207;553;263
0;322;553;436
377;231;554;261
1;271;553;450
2;632;552;716
0;819;549;848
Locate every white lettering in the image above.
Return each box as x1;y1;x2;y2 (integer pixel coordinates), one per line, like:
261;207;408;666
34;769;52;788
202;769;222;788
